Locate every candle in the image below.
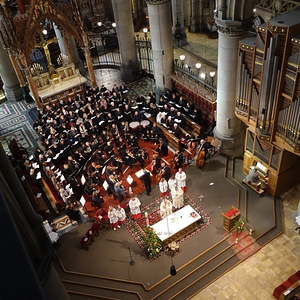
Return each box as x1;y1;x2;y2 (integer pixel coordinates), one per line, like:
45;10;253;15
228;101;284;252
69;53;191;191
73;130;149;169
145;212;149;227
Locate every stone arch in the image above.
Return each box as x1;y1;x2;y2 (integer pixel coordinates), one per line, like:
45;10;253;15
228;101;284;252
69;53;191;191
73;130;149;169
22;1;85;64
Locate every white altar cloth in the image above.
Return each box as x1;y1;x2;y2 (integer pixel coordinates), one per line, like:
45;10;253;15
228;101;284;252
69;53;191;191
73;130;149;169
37;75;87;100
151;205;201;242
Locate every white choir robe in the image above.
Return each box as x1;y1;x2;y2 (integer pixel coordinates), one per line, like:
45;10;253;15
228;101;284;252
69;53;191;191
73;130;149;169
168;178;177;192
171;187;184;209
159;180;169;193
129;197;141;216
108;208;118;225
116;207;126;222
175;171;187;189
160;199;173;219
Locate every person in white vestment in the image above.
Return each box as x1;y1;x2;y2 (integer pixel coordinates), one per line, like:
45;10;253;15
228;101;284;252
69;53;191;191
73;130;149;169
175;168;187;192
159;177;169;197
128;197;141;219
168;175;177;192
171;186;184;209
108;206;119;230
160;197;173;219
116;205;126;227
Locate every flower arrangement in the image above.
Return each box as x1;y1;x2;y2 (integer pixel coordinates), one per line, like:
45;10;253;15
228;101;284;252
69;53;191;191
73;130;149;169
233;217;245;234
143;227;163;258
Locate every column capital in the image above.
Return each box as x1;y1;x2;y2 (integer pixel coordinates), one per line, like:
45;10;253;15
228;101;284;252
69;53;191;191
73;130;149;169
145;0;169;5
214;18;252;36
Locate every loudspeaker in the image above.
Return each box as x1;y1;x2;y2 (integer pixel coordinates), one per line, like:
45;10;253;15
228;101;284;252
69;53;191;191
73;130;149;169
170;265;177;276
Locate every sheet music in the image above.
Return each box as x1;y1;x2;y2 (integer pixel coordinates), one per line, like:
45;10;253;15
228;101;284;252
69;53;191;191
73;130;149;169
103;180;109;190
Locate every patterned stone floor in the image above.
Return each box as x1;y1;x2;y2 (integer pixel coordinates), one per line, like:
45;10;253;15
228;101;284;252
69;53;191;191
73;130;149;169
0;101;38;154
192;184;300;300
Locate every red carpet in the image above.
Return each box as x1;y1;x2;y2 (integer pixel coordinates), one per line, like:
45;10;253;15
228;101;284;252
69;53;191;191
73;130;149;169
125;193;212;256
84;140;178;218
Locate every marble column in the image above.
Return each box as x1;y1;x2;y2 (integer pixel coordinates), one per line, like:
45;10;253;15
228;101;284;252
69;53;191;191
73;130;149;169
146;0;173;92
53;23;68;64
111;0;140;82
171;0;187;47
0;43;23;101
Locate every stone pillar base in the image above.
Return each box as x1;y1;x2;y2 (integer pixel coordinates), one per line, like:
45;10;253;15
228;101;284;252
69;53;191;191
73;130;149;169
173;27;188;48
120;62;140;83
4;84;24;102
214;129;244;158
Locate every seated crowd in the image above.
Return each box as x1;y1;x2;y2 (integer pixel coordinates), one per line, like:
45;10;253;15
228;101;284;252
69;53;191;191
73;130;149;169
7;83;213;243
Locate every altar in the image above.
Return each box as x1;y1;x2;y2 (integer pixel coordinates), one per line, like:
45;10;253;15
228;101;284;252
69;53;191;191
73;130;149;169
31;63;87;105
151;205;202;244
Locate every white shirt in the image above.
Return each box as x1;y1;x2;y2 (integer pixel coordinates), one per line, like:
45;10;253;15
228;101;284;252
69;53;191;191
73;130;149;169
159;180;169;193
175;171;186;188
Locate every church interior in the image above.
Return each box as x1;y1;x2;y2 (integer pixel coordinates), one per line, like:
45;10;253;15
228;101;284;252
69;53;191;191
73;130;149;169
1;0;300;299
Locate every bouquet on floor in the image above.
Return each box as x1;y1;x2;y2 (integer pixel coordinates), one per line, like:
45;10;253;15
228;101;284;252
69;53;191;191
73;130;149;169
143;227;163;258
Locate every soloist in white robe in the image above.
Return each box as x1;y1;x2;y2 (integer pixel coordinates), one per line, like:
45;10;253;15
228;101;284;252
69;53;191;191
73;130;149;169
160;199;173;219
171;187;184;209
116;207;126;222
168;178;177;191
108;208;118;224
175;171;186;188
129;197;141;215
159;180;169;193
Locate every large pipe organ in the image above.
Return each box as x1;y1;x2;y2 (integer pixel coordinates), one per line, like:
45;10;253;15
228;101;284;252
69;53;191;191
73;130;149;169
236;8;300;196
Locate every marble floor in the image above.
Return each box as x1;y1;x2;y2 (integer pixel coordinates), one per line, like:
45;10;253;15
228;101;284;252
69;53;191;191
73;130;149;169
192;185;300;300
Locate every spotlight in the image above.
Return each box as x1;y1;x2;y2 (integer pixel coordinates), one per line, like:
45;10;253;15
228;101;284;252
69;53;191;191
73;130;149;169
253;8;257;13
112;22;117;28
143;28;148;33
195;62;202;69
42;29;48;35
179;54;185;61
97;21;102;27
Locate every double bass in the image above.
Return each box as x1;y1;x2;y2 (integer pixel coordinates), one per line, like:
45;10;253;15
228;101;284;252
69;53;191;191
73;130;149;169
196;146;205;168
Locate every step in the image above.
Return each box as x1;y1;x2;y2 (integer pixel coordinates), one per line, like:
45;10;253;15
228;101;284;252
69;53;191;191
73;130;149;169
69;290;118;300
152;234;253;300
64;280;140;300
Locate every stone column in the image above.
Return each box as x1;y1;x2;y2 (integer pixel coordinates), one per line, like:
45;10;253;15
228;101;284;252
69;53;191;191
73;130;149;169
214;0;256;149
83;34;97;87
214;31;242;140
146;0;174;92
184;0;191;28
0;43;23;101
190;0;199;32
111;0;140;82
171;0;187;47
53;23;68;64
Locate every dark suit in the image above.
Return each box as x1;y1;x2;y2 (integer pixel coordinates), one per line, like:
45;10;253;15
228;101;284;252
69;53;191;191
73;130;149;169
141;170;151;195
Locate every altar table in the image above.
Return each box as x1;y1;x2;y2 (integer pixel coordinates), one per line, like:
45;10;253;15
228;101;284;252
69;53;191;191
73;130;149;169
151;205;202;243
